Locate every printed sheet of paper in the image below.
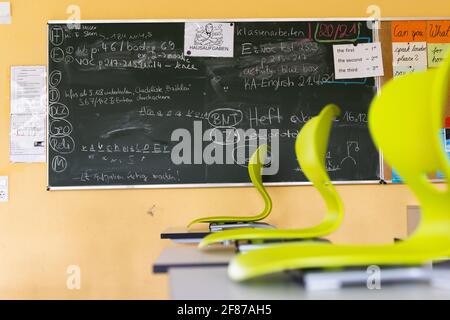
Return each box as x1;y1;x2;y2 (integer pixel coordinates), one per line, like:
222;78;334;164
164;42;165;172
11;66;46;114
10;66;47;163
392;42;427;66
393;65;427;77
184;22;234;57
444;120;450;153
0;2;11;24
10;114;46;163
333;42;384;79
428;43;450;68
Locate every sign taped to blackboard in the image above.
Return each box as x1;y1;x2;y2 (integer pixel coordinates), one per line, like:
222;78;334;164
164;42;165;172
184;22;235;57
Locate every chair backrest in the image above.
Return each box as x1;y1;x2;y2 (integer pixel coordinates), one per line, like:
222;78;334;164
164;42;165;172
247;144;273;220
296;104;345;234
369;54;450;248
187;144;272;227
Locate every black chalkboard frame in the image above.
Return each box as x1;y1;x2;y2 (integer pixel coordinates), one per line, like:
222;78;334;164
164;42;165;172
47;18;385;190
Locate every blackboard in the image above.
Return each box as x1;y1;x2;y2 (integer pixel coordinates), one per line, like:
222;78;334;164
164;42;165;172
47;20;381;189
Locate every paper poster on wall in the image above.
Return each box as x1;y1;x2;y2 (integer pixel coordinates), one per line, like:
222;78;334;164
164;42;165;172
391;21;428;74
391;21;427;43
10;66;47;163
11;66;46;114
427;20;450;44
184;22;234;58
392;42;427;67
391;169;403;183
427;43;450;68
333;42;384;79
393;65;427;77
436;128;450;179
427;21;450;68
0;2;11;24
10;114;46;163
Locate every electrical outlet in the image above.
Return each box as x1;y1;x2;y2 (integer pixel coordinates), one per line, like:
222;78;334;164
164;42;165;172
0;176;8;202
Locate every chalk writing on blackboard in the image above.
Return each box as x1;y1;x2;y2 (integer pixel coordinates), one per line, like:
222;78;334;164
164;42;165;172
47;21;380;188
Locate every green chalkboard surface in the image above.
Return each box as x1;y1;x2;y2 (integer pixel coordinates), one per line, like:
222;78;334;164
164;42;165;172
48;20;380;189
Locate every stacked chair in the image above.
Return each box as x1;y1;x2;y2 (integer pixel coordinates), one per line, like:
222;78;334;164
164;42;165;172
226;55;450;281
188;144;273;227
199;105;344;248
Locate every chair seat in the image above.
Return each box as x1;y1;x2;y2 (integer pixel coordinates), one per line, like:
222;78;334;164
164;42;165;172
199;225;336;248
229;240;449;281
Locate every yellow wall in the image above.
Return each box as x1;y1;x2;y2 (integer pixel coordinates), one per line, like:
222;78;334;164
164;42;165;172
0;0;448;299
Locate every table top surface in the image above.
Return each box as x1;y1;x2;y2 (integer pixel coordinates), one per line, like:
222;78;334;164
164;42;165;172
153;245;235;273
161;227;211;239
169;266;450;300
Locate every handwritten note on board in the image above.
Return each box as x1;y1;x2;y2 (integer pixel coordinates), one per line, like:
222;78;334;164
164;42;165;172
333;42;384;79
428;43;450;68
391;21;427;43
427;21;450;43
393;65;427;77
392;42;427;66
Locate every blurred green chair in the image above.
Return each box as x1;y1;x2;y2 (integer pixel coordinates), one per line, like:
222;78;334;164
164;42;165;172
228;55;450;281
188;144;272;227
199;104;344;248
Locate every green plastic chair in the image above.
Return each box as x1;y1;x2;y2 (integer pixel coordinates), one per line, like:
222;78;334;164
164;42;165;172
187;144;272;227
228;55;450;281
199;104;344;248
